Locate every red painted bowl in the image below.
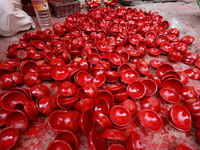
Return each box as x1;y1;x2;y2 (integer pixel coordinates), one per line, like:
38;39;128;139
23;101;38;121
10;87;32;100
182;86;198;99
92;74;106;88
149;59;163;69
51;67;68;81
110;105;131;127
55;130;78;150
20;61;37;74
166;113;191;132
117;63;136;75
79;110;95;135
184;99;200;113
94;99;110;116
95;90;114;106
24;72;38;87
100;129;127;141
30;84;50;98
156;63;174;78
127;81;146;100
36;96;57;115
126;131;144;150
142;79;158;96
105;70;119;82
58;81;78;97
48;110;66;132
33;40;46;50
140;97;161;113
62;110;81;133
83;84;98;98
121;99;138;117
162;78;183;93
1;90;27;111
159;88;180;103
139;109;163;132
180;35;195;45
148;74;162;88
74;98;95;112
120;69;139;84
77;87;90;99
177;71;188;85
47;140;72;150
114;91;129;102
0;127;20;150
75;70;92;87
11;72;24;85
106;83;126;94
88;53;102;65
0;108;10;127
109;53;123;66
148;48;161;57
136;60;150;76
169;104;191;130
88;128;107;150
57;94;79;109
93;111;113;130
1;74;13;90
6;110;29;133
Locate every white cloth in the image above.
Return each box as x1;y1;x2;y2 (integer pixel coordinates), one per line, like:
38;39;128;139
0;0;36;36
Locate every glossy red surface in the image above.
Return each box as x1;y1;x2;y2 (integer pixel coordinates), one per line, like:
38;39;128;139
88;128;107;150
159;88;180;103
139;109;163;132
93;111;113;130
110;105;131;127
100;129;127;141
47;140;72;150
0;127;20;150
0;5;200;150
127;81;146;100
6;110;29;133
120;69;139;84
169;104;191;130
140;97;161;112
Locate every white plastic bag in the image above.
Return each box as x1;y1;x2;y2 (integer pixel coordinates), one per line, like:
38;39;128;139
0;0;36;37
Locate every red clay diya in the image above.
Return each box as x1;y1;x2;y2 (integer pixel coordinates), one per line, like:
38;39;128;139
88;128;107;150
6;110;29;133
140;97;161;112
100;129;127;141
79;109;95;135
142;79;158;96
58;81;78;97
93;111;113;130
109;105;131;127
169;104;191;130
120;69;139;84
0;127;20;150
127;81;146;100
156;63;174;77
1;90;27;111
159;88;180;103
55;130;78;150
94;99;110;116
139;109;163;132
